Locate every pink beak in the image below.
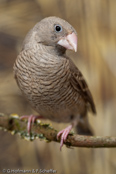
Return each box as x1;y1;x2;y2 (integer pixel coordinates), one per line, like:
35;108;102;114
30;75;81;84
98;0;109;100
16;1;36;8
57;32;77;52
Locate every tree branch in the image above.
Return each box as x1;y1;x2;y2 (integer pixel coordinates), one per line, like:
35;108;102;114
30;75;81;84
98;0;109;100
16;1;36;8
0;113;116;148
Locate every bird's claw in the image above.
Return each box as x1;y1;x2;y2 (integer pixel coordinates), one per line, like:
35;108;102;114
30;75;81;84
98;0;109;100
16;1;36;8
20;115;43;133
57;125;72;151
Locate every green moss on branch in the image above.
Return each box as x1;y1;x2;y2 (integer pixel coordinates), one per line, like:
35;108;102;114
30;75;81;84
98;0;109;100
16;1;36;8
0;113;116;148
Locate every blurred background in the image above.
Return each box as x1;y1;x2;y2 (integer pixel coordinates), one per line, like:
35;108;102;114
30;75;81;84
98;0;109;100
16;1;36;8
0;0;116;173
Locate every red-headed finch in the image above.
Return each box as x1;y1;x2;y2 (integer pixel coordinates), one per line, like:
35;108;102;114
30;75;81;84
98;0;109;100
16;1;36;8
14;17;96;150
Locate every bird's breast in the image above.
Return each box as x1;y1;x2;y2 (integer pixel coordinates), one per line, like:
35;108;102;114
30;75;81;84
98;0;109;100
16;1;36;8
14;48;85;122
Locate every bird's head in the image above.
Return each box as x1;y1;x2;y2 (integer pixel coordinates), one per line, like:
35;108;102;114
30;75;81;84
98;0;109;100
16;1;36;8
26;16;77;53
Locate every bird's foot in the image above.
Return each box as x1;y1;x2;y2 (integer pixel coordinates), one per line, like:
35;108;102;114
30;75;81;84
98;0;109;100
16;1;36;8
20;115;44;133
57;125;72;151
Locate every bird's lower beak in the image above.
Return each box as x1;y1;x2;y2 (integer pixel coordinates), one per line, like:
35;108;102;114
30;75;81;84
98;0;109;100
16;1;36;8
57;32;77;52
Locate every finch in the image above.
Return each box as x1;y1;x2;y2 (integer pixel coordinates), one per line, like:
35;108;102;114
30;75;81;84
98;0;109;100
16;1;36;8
14;16;96;150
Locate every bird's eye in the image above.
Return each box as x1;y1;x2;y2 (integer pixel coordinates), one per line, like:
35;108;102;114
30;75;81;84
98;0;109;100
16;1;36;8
55;25;62;32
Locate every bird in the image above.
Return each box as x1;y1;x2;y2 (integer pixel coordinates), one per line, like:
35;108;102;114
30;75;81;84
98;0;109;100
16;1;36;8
13;16;96;150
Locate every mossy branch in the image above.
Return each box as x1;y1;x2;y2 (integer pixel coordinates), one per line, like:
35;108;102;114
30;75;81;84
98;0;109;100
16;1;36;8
0;113;116;148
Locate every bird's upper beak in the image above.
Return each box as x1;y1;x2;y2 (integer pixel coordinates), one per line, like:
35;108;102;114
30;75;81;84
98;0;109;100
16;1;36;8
57;32;77;52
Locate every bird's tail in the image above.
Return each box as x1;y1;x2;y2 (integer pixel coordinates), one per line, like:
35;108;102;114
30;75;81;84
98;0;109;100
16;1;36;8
76;116;93;136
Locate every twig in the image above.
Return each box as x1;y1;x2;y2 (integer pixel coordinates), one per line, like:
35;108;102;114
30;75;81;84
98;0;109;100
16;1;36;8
0;113;116;148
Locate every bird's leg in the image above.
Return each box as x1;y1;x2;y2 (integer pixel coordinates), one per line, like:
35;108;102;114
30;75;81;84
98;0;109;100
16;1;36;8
57;117;79;150
20;115;44;133
57;125;73;151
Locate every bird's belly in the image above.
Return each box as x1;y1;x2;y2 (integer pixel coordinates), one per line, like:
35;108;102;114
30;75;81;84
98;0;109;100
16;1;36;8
16;63;86;123
26;83;86;123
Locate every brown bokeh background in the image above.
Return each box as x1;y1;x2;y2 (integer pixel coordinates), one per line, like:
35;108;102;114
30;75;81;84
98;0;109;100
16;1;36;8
0;0;116;173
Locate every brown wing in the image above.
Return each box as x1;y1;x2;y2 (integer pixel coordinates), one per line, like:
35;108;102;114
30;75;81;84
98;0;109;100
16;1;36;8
70;60;96;114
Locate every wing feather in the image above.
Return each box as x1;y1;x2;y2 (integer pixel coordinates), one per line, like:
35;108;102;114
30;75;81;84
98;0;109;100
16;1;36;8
70;60;96;114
